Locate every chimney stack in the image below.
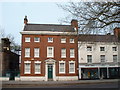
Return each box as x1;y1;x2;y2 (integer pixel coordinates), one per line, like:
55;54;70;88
24;16;28;25
114;27;120;40
71;19;78;32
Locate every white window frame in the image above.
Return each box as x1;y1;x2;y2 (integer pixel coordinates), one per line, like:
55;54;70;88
87;46;92;51
25;37;30;42
61;48;66;58
34;48;40;58
47;47;54;58
87;55;92;63
100;55;105;62
34;37;40;42
61;38;66;43
113;55;117;62
59;61;65;74
70;38;74;43
69;61;75;73
34;61;41;74
112;47;117;51
70;48;75;58
25;48;30;57
24;61;31;74
48;37;53;43
100;47;105;51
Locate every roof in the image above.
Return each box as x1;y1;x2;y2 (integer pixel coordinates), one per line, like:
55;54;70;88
78;34;119;42
24;24;75;32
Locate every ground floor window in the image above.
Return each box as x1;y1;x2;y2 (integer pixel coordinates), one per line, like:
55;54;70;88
24;61;31;74
109;67;120;79
81;68;99;79
69;61;75;73
59;61;65;74
34;63;41;74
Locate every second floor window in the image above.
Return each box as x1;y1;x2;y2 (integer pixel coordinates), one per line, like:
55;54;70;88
25;48;30;57
87;46;92;51
100;47;105;51
87;55;92;63
34;37;40;42
48;37;53;42
70;48;75;58
25;37;30;42
61;38;66;43
34;48;40;58
47;47;54;57
70;38;74;43
112;47;117;51
100;55;105;62
61;48;66;58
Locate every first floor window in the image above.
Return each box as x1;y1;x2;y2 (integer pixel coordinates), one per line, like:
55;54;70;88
24;63;31;74
34;63;41;74
87;55;92;63
25;48;30;57
47;47;54;57
61;48;66;58
113;55;117;62
69;61;75;73
59;61;65;74
100;55;105;62
34;48;40;58
70;48;75;58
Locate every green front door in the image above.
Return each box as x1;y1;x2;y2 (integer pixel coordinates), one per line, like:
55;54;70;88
48;64;53;79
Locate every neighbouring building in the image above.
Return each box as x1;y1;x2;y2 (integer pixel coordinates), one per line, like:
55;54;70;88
0;38;19;81
78;27;120;80
20;16;78;81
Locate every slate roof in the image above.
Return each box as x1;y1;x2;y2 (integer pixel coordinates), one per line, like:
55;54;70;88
24;24;74;32
78;34;119;42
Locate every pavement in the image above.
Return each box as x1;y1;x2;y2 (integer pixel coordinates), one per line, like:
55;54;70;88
2;79;120;85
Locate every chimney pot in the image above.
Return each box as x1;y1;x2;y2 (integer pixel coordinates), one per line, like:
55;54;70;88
24;16;28;25
114;27;120;40
71;19;78;32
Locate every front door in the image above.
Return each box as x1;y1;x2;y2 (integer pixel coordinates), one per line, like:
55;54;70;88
48;64;53;80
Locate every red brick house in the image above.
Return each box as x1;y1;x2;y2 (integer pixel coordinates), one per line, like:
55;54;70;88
20;16;78;81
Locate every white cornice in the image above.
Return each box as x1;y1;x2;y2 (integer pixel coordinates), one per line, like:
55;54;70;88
20;31;77;35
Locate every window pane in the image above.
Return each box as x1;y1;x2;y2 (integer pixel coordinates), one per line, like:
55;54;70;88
69;63;75;73
87;46;92;51
25;37;30;42
100;47;105;51
25;48;30;57
34;37;40;42
47;47;54;57
87;55;92;63
101;55;105;62
25;63;30;74
61;48;66;58
61;38;66;43
70;38;74;43
112;47;117;51
70;48;75;58
35;63;41;74
113;55;117;62
59;63;65;73
48;37;53;42
34;48;39;57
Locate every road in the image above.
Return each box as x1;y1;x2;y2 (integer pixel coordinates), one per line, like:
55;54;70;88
2;82;119;88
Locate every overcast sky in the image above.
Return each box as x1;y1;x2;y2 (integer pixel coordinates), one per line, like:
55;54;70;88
0;2;70;45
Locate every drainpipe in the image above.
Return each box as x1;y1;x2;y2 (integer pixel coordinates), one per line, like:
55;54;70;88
107;67;109;78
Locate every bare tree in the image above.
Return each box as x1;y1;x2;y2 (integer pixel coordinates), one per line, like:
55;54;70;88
58;1;120;34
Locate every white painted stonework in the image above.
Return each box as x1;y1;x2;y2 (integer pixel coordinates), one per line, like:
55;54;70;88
56;76;78;81
20;76;46;81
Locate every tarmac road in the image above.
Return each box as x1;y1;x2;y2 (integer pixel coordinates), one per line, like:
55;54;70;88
1;79;120;88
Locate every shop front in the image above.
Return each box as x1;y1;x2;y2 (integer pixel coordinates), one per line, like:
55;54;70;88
81;68;99;80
